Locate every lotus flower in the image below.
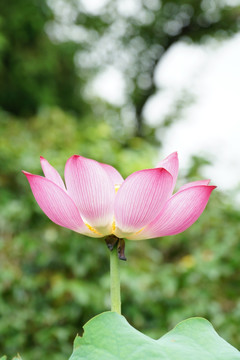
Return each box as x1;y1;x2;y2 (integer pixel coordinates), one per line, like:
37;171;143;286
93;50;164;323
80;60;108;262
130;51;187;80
23;153;216;240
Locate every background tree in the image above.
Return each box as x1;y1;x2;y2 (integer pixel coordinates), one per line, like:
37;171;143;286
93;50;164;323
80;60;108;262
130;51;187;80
46;0;240;136
0;0;88;116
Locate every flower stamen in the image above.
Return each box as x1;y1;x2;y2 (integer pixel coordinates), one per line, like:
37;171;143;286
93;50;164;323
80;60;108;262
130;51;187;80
112;219;116;233
112;184;121;235
133;227;145;235
85;223;103;236
114;184;121;194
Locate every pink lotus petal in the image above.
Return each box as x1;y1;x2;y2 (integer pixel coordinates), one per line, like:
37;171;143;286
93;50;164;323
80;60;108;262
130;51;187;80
22;171;93;235
114;168;173;235
179;179;210;191
64;155;115;233
130;185;216;240
40;156;65;190
100;163;124;186
156;152;179;192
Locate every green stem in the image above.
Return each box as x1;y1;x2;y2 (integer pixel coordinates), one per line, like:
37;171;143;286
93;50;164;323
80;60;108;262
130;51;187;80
110;245;121;314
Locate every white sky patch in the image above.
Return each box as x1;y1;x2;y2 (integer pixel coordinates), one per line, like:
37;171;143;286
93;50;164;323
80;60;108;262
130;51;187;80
117;0;142;17
224;0;240;5
147;35;240;190
47;0;78;23
91;67;126;106
46;23;90;43
80;0;110;14
155;43;209;91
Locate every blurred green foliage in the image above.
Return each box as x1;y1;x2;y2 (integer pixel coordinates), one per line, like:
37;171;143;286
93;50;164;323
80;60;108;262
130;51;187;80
1;0;240;359
0;0;87;116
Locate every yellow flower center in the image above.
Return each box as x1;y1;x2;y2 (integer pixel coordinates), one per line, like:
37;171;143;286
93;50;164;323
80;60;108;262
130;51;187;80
114;184;121;194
